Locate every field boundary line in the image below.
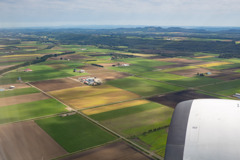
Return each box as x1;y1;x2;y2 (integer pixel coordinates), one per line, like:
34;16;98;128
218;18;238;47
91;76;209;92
27;82;163;160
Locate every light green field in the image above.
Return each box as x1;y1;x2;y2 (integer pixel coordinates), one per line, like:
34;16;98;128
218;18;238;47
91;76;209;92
138;71;186;81
91;102;173;137
138;128;168;157
0;87;39;98
200;80;240;96
167;76;222;87
0;99;67;124
36;114;117;152
107;76;184;96
0;64;85;84
161;66;197;72
109;58;173;74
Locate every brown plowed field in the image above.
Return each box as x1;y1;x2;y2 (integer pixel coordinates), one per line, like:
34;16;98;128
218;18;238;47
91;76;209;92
147;90;217;108
210;71;240;81
58;141;151;160
0;83;30;89
30;78;83;92
0;93;49;107
0;121;67;160
169;68;219;77
0;65;15;70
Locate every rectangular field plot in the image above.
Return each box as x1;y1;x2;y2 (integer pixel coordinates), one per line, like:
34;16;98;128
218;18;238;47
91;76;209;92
58;141;151;160
36;114;117;153
0;65;72;84
200;80;240;96
0;99;67;124
168;68;219;77
82;99;150;115
167;76;222;87
0;121;67;160
49;85;140;109
109;57;173;74
197;61;232;68
138;128;168;158
0;87;39;98
30;78;83;92
147;90;217;108
138;71;186;81
107;76;184;96
0;93;49;107
90;102;173;137
156;58;203;64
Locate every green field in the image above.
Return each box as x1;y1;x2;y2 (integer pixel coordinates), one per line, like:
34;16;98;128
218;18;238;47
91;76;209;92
200;80;240;96
138;71;186;81
107;76;184;96
109;58;173;74
138;128;168;157
36;114;117;152
0;87;39;98
167;76;222;87
0;99;67;124
91;102;173;137
0;64;86;84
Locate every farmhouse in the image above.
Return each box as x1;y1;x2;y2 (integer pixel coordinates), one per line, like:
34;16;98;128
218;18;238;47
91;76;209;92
79;77;102;86
24;68;32;72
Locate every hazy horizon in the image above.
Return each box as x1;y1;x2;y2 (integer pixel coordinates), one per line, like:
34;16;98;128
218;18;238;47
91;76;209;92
1;0;240;28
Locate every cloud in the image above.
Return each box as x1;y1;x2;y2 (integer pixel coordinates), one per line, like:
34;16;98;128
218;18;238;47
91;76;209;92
0;0;240;27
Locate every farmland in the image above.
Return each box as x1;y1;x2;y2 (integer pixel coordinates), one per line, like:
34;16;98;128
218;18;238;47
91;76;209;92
0;121;67;160
36;114;117;152
90;102;173;137
49;85;140;109
58;141;151;160
0;87;39;98
107;76;184;96
0;99;67;124
1;27;240;159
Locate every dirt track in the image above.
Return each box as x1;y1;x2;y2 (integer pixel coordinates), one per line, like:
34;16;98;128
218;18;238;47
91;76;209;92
147;90;217;108
0;93;49;107
0;121;67;160
30;78;83;92
58;141;151;160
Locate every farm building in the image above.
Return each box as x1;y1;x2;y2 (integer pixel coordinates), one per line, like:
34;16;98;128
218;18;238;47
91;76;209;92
24;68;33;72
79;77;102;86
73;69;86;73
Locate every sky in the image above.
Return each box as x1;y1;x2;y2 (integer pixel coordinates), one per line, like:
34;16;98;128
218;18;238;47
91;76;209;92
0;0;240;28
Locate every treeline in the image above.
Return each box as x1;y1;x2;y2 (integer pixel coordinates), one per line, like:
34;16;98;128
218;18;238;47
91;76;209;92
55;33;240;57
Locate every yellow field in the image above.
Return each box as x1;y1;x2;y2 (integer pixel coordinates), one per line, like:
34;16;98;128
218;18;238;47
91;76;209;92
195;55;214;59
119;52;156;57
0;45;7;47
2;54;42;58
235;41;240;44
82;99;149;115
49;85;140;110
197;61;232;68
